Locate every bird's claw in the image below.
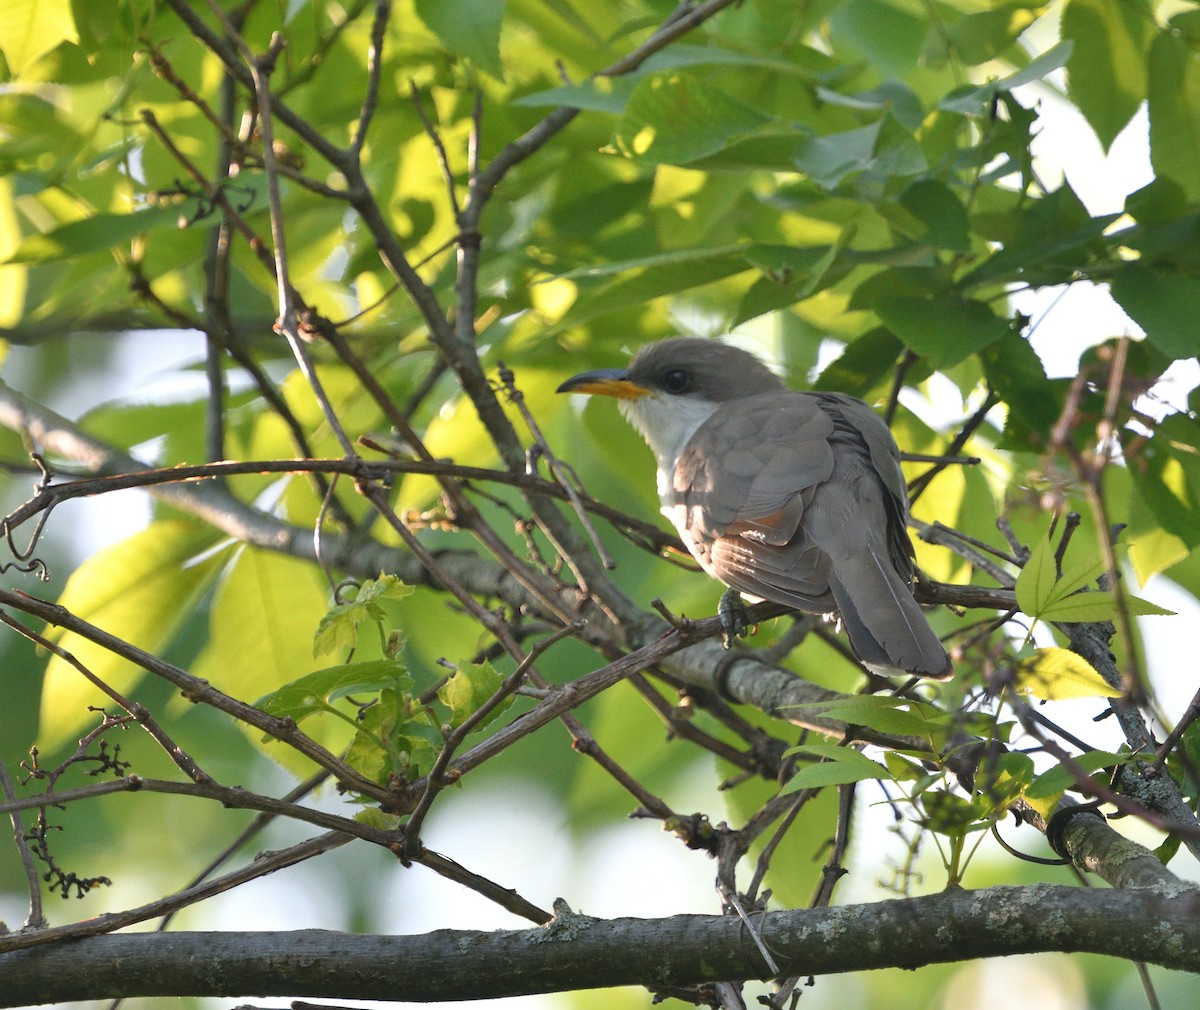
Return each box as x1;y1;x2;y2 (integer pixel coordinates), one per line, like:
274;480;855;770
717;587;753;649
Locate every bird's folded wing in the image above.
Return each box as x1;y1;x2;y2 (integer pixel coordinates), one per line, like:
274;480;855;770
671;391;837;546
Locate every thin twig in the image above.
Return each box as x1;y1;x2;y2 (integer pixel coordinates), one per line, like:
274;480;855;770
0;756;46;929
0;611;209;783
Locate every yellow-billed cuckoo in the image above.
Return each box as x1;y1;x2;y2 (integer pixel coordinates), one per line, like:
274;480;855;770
557;337;952;679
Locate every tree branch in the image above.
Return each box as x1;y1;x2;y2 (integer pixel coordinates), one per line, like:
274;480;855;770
0;883;1197;1005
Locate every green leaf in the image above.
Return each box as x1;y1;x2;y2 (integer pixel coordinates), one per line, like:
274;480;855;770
1109;262;1200;358
355;808;402;831
1148;18;1200;202
7;207;187;264
1013;647;1121;700
875;295;1010;369
979;332;1063;446
1128;413;1200;548
792;121;877;190
0;0;78;75
921;789;985;833
39;520;228;748
1015;523;1175;625
414;0;505;78
974;752;1037;814
513;80;631;114
549;247;753;333
1026;749;1128;800
884;751;927;782
943;3;1044;68
965;183;1115;288
196;546;330;704
813;329;904;396
1014;531;1059;616
614;71;774;165
255;660;410;723
782;744;891;791
939;41;1073;114
551;244;749;282
438;660;511;732
788;696;948;740
898;179;971;252
1039;589;1174;622
1062;0;1155;151
313;574;414;658
343;686;439;785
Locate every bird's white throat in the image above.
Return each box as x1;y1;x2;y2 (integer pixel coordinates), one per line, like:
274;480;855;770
619;393;720;502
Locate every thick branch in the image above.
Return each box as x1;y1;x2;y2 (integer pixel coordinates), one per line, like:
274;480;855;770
0;883;1197;1005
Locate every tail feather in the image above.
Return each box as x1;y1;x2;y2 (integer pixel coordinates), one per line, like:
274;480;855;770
828;549;951;679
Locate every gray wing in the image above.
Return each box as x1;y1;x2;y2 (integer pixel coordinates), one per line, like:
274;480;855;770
667;391;950;678
667;391;839;610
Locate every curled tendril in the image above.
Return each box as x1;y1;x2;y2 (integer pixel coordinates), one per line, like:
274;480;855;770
0;556;49;581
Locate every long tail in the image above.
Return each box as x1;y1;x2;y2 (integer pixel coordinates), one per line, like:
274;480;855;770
828;549;952;679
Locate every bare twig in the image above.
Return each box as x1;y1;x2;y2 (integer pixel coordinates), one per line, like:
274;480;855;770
0;756;46;929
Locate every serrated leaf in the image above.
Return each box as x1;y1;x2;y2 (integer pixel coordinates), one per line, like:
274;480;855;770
438;660;511;731
1110;262;1200;358
1062;0;1154;151
1148;20;1200;203
313;574;413;658
1014;647;1121;700
255;660;409;723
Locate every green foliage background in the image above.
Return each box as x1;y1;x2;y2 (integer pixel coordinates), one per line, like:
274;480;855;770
1;0;1199;1007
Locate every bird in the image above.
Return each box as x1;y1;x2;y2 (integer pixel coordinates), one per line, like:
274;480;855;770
556;337;952;679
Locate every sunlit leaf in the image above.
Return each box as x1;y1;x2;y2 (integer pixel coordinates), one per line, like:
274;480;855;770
1013;647;1121;700
1062;0;1155;151
197;546;330;704
1148;17;1200;202
0;0;78;74
7;207;188;264
614;71;774;165
788;696;948;740
313;574;414;659
438;660;511;731
39;520;229;748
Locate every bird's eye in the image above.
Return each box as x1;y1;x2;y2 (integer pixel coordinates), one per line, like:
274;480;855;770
661;369;691;394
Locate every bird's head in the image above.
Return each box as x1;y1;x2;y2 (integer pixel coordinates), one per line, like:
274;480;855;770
556;338;785;468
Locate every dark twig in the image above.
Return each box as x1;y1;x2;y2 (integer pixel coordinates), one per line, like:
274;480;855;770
0;611;209;783
0;756;46;929
908;390;1001;502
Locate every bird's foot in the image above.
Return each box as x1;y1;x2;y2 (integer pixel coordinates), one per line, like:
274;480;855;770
717;587;753;649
